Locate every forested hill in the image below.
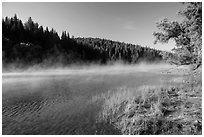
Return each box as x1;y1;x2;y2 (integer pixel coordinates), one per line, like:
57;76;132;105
75;37;162;63
2;15;163;67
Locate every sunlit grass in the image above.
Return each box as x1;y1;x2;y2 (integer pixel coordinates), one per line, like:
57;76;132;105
95;68;202;135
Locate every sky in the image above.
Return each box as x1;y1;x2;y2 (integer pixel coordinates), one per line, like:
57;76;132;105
2;2;185;51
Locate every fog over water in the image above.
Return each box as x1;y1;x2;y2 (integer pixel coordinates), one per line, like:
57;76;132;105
3;63;177;99
3;63;173;77
3;63;175;91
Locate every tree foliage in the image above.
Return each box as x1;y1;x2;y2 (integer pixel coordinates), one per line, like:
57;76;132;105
3;15;163;67
153;2;202;66
75;37;162;63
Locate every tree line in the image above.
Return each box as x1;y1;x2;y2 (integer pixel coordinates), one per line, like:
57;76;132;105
2;14;164;67
75;37;162;63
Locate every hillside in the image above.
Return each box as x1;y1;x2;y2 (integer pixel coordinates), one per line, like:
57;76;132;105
2;15;163;69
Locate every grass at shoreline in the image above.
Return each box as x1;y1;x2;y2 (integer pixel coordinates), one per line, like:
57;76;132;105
94;67;202;135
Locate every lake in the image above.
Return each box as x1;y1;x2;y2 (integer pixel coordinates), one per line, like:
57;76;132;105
2;65;176;134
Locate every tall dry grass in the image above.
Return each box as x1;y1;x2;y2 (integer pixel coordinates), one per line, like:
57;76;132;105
94;68;202;135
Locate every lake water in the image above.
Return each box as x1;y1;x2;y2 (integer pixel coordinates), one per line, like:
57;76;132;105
2;65;176;134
